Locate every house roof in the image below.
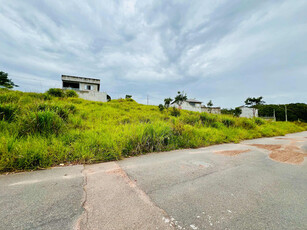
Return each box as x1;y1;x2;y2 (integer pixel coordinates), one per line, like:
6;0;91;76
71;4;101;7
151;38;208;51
62;75;100;84
201;106;221;109
186;99;202;103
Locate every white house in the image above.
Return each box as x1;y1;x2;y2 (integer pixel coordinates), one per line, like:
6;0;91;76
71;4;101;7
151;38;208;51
171;99;203;112
62;75;110;102
239;106;258;118
201;106;221;114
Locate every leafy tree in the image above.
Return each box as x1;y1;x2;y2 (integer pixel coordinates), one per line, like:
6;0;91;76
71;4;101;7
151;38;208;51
0;71;18;88
164;98;173;109
245;96;265;117
158;104;165;112
207;100;213;113
221;107;242;117
257;103;307;122
234;107;242;117
125;95;132;99
173;91;187;108
207;100;213;107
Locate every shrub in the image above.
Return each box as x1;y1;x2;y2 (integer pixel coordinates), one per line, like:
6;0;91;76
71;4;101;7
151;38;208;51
46;88;65;98
0;104;18;121
221;117;235;127
181;113;200;125
239;118;256;129
200;113;218;125
170;107;181;117
158;104;165;112
254;117;265;125
37;103;76;121
211;122;224;129
65;90;78;98
18;110;65;136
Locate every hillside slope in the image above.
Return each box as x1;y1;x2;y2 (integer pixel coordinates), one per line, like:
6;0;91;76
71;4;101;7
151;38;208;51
0;89;306;172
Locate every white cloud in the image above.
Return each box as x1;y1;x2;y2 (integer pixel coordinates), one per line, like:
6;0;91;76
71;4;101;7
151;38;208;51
0;0;306;107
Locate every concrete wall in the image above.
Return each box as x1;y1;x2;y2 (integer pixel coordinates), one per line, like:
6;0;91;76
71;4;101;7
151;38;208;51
202;107;221;114
171;101;202;112
77;91;108;102
79;83;99;92
239;107;258;118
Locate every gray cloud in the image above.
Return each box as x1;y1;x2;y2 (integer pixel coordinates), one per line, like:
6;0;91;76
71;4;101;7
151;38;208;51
0;0;306;107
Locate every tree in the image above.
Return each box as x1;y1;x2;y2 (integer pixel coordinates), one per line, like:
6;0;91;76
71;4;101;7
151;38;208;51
234;107;242;117
164;98;173;109
207;100;213;113
245;96;265;117
158;104;165;112
125;95;132;99
0;71;18;88
173;91;187;108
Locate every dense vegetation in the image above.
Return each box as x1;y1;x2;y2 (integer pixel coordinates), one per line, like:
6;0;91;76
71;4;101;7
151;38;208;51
256;103;307;122
0;89;306;172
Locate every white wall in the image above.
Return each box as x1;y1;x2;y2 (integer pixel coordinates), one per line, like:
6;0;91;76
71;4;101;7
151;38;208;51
171;101;202;112
77;91;107;102
202;108;221;114
79;83;99;92
240;107;258;118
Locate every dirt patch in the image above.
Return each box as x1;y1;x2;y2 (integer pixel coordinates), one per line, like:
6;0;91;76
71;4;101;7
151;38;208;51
248;143;307;165
249;144;282;151
275;138;296;140
269;146;307;165
214;149;250;156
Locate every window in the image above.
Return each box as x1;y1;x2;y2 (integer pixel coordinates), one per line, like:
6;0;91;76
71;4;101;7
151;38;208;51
85;85;92;90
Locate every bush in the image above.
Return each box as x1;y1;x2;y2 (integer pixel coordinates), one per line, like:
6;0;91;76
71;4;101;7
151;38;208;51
254;117;265;125
200;113;218;125
18;110;65;136
158;104;165;112
0;104;18;121
239;118;256;129
170;107;181;117
46;88;65;98
65;90;78;98
221;117;235;127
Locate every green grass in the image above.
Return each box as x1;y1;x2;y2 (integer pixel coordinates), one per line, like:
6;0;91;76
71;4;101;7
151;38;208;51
0;88;306;172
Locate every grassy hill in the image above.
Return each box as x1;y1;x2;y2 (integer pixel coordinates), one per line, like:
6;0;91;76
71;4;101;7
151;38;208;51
0;88;306;172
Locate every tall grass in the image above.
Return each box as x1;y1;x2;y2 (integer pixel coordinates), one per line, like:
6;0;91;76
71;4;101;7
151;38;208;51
0;88;306;172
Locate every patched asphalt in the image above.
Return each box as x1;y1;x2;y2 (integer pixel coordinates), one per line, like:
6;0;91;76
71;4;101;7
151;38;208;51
1;132;307;230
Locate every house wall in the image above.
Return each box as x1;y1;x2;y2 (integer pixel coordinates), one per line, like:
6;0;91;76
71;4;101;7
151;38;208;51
77;91;108;102
171;101;202;112
79;83;99;92
240;107;258;118
202;108;221;114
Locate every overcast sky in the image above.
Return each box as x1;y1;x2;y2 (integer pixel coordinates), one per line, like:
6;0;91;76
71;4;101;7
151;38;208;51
0;0;306;107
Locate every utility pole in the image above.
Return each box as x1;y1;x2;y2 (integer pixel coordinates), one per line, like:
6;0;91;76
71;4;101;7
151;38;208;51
147;95;149;105
273;109;276;121
285;105;288;122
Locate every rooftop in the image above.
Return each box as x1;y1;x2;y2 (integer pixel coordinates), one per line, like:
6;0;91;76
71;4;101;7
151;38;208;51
62;75;100;84
186;99;202;103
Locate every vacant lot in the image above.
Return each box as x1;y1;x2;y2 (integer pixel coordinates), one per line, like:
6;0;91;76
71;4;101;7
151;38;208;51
0;89;306;172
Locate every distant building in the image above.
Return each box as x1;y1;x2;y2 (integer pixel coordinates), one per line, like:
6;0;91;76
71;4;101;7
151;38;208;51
62;75;109;102
201;106;221;114
238;106;258;118
171;99;203;112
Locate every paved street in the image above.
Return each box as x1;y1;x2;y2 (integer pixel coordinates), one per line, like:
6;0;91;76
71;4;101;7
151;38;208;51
1;132;307;230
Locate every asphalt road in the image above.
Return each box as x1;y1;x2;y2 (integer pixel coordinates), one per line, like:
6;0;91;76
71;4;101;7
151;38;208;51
1;131;307;230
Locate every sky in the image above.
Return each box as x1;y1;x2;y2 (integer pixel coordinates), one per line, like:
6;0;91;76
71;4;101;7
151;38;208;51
0;0;306;108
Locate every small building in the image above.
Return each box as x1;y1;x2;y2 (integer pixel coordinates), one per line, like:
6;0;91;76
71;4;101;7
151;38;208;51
171;99;203;112
238;106;258;118
201;106;221;114
62;75;109;102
